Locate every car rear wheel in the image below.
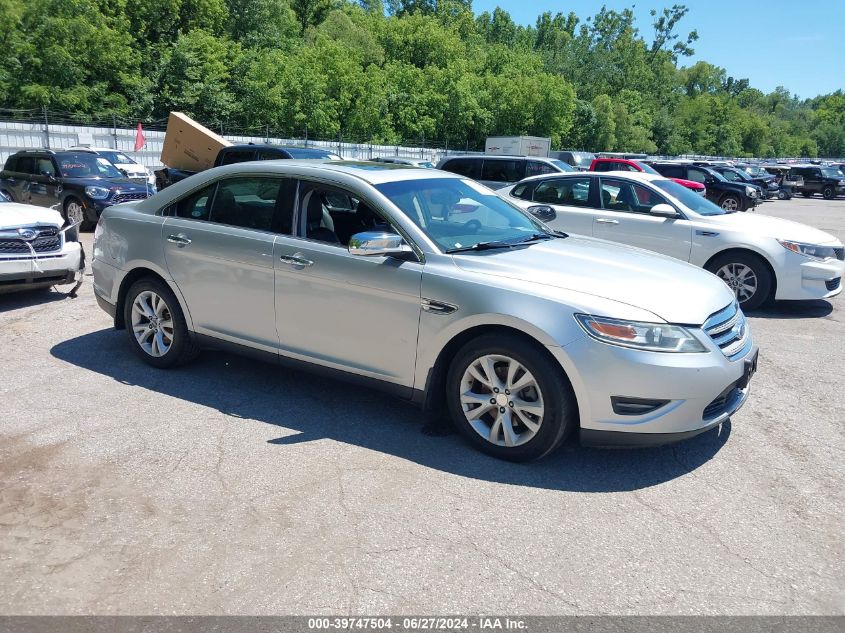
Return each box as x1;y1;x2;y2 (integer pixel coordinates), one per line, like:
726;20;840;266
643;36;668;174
707;252;772;311
822;186;835;200
124;278;199;368
446;334;575;462
720;194;740;212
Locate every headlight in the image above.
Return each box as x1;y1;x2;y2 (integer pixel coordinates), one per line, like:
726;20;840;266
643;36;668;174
575;314;707;353
85;186;110;200
745;186;757;196
778;240;839;261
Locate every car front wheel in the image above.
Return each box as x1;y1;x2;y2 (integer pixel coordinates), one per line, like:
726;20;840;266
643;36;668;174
707;252;772;311
822;186;835;200
720;194;741;212
124;278;198;368
446;334;575;461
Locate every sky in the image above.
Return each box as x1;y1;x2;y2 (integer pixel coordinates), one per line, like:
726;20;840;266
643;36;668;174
471;0;845;99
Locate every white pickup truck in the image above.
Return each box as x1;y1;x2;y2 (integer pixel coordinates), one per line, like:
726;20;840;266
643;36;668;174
0;200;84;293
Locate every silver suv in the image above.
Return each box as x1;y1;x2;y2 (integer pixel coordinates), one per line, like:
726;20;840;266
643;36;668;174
92;161;757;461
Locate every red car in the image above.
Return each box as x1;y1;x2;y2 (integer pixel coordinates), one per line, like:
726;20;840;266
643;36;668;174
589;158;707;195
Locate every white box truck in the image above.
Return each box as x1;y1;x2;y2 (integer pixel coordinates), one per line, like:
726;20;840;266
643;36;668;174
485;136;551;157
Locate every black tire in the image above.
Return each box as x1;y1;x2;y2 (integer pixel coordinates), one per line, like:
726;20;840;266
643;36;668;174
123;278;199;368
720;194;741;212
445;333;576;462
777;190;788;200
706;251;773;311
822;186;834;200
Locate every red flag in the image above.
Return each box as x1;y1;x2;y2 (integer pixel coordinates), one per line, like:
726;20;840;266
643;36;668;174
134;122;145;152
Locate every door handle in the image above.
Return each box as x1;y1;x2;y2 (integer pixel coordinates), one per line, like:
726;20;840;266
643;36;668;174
595;218;619;225
167;233;192;246
279;254;314;267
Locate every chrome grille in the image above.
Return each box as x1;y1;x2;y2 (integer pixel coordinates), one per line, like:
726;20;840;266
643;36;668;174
826;277;841;291
129;177;148;185
112;192;150;204
703;302;750;359
0;226;62;254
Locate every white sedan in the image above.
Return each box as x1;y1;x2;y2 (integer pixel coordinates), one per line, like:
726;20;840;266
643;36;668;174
0;200;83;293
500;171;844;310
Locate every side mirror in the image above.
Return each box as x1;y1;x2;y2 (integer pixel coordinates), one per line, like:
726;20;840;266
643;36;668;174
120;169;129;177
650;203;678;218
527;205;556;222
41;170;56;182
348;231;412;258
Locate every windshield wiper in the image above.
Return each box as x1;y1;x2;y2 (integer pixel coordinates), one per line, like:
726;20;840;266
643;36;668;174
514;231;568;243
446;241;515;253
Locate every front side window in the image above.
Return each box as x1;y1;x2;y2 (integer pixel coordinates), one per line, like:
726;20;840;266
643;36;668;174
176;184;215;221
599;178;670;214
533;177;592;207
721;170;739;182
297;183;393;246
207;177;289;232
481;159;525;183
376;177;548;252
686;167;709;184
525;161;557;177
37;158;56;177
653;179;724;216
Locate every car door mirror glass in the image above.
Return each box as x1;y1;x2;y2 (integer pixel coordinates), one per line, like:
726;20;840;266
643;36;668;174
348;231;411;257
527;205;556;221
649;203;678;217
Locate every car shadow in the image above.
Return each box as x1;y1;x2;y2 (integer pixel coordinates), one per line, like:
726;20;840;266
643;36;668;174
748;299;834;319
51;329;731;493
0;287;74;312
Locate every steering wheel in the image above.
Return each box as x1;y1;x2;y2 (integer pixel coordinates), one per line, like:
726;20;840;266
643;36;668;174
463;219;482;233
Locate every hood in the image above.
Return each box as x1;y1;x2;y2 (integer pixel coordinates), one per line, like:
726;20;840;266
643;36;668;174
0;202;63;228
451;236;735;325
62;177;152;192
703;212;842;245
114;163;150;176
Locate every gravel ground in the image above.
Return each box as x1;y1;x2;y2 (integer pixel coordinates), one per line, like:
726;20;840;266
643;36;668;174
0;197;842;615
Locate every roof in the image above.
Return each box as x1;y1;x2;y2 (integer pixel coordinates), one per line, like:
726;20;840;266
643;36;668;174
66;146;120;153
517;170;665;184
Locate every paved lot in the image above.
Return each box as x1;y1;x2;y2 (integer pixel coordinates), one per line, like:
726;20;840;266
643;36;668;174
1;197;843;615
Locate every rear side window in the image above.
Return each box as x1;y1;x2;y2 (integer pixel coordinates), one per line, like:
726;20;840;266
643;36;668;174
207;177;279;231
219;150;256;166
15;156;37;175
593;161;611;172
481;159;525;183
441;158;481;179
3;156;17;171
533;177;592;207
257;149;289;160
655;164;684;179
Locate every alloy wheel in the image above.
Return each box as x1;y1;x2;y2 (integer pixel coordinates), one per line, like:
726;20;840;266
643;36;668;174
131;290;174;357
66;200;85;225
721;197;739;211
459;354;544;447
716;262;758;304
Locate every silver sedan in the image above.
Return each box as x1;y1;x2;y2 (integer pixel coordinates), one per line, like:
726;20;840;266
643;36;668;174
92;161;757;461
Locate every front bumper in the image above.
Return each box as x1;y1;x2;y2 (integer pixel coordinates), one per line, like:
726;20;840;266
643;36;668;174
0;242;83;292
773;250;845;301
548;329;756;444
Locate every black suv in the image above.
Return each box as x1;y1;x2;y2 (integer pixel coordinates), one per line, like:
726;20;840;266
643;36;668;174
789;165;845;199
708;165;778;199
646;161;761;211
154;144;342;190
0;149;153;229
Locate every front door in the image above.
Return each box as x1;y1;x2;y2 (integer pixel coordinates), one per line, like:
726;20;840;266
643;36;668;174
273;180;423;387
593;177;693;262
28;156;62;211
529;176;597;237
162;176;292;352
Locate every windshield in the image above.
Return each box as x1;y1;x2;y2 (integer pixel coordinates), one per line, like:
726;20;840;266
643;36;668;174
821;168;843;179
653;179;726;216
98;151;136;165
375;177;550;252
57;153;124;179
550;160;576;172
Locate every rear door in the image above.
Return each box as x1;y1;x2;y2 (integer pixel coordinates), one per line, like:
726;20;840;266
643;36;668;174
529;176;597;236
593;177;693;262
162;176;293;352
3;156;36;203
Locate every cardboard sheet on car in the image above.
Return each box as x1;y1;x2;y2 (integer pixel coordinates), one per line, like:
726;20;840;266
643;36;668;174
160;112;231;171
